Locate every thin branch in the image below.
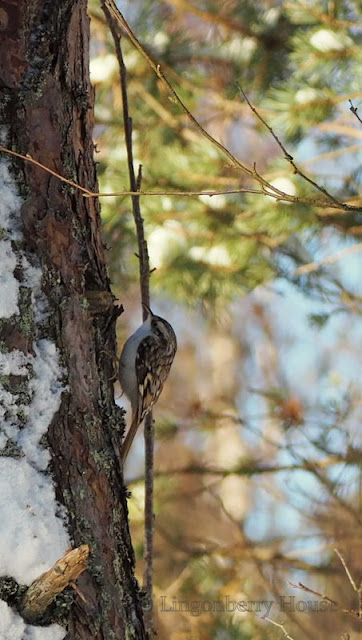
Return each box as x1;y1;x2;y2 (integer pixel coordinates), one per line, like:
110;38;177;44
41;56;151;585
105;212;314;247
263;617;296;640
349;100;362;127
238;85;347;208
1;145;359;212
291;563;362;623
83;187;361;210
289;581;338;606
143;411;154;619
102;3;154;631
334;548;359;593
84;187;264;198
0;145;94;195
102;3;150;309
285;445;362;527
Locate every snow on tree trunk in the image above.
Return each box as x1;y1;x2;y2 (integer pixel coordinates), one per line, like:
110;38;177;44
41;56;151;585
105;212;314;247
0;1;146;638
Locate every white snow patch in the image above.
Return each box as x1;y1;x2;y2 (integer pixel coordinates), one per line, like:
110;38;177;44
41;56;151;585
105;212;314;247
0;458;68;583
24;625;67;640
0;340;66;470
0;601;25;640
0;389;23;431
0;159;23;319
0;350;31;376
0;158;70;637
0;160;48;322
0;601;66;640
0;240;19;318
18;340;66;470
0;161;23;237
21;255;49;323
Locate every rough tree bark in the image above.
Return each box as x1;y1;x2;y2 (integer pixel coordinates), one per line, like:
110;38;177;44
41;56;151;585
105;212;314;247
0;0;146;638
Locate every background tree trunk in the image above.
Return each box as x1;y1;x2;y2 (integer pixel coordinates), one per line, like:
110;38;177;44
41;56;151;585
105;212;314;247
0;0;146;637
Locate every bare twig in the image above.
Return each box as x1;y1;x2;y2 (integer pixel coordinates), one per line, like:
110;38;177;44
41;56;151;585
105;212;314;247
334;548;358;592
143;411;154;619
102;4;150;309
0;145;94;195
289;581;338;606
238;85;346;208
349;100;362;127
1;146;359;211
287;452;362;527
83;187;361;210
102;3;154;631
291;554;362;623
84;187;265;198
263;616;296;640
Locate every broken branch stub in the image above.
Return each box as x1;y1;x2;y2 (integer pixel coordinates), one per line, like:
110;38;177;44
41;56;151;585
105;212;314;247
20;544;89;623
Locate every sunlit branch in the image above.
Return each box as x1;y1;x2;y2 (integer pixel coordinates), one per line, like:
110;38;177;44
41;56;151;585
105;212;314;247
0;144;359;213
0;145;94;195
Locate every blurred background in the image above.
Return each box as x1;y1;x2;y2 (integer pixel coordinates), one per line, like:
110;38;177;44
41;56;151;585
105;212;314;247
89;1;362;638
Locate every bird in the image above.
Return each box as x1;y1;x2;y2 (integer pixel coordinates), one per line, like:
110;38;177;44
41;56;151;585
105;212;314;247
119;306;177;463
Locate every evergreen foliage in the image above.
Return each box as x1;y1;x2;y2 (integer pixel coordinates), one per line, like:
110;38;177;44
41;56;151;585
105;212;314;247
90;0;361;306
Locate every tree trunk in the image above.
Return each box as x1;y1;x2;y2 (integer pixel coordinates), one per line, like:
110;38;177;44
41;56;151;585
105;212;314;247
0;1;146;638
